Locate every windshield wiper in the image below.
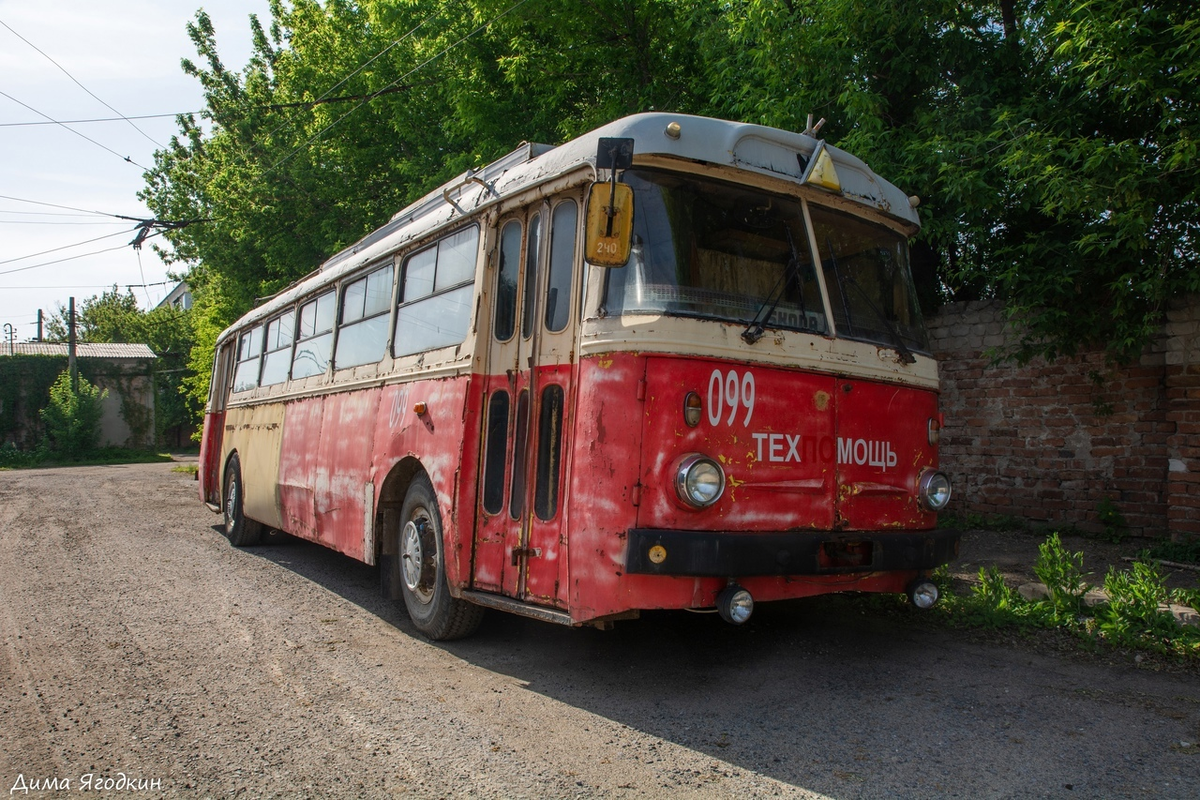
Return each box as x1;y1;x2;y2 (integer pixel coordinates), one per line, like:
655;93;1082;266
827;237;916;364
742;226;811;344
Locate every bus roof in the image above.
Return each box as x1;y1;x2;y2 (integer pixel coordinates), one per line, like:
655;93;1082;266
220;113;919;340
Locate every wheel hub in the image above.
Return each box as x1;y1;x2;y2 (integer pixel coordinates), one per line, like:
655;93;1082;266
401;518;435;604
224;482;237;533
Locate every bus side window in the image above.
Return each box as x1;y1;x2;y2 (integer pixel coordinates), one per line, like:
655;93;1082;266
395;225;480;357
335;262;393;369
520;214;540;340
292;291;335;379
482;391;510;515
231;325;264;393
494;220;522;341
509;389;529;520
544;200;577;333
534;384;564;520
260;309;295;386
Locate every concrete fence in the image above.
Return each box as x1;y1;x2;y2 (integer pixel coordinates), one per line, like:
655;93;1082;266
927;296;1200;539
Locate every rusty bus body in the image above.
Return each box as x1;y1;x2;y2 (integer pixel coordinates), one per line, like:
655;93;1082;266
199;113;958;639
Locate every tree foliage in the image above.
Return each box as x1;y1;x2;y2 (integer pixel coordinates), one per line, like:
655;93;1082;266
141;0;1200;418
45;287;198;444
40;371;106;456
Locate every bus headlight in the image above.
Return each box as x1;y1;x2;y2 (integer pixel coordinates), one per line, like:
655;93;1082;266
917;469;952;511
675;454;725;508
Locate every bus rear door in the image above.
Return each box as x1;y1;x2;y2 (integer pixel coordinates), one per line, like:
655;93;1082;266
199;340;235;507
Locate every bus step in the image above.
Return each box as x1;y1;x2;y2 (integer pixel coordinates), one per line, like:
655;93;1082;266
459;590;574;627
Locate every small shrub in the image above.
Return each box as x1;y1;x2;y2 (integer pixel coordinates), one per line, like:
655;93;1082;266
40;371;106;457
973;566;1017;609
1095;561;1180;644
1034;533;1088;622
1170;585;1200;611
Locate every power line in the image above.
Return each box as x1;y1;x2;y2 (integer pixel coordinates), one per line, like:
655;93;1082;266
0;228;138;267
0;281;174;290
0;242;145;277
0;111;191;128
0;84;427;129
0;208;117;218
0;194;127;218
0;18;163;148
0;220;131;227
136;249;151;304
277;11;438;114
0;90;151;170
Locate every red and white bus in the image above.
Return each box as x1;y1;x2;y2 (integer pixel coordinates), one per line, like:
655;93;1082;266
199;113;957;640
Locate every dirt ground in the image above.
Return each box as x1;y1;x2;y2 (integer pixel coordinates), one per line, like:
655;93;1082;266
2;461;1199;798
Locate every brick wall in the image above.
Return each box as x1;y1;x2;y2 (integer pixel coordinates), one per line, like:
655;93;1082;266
1164;300;1200;537
928;296;1200;538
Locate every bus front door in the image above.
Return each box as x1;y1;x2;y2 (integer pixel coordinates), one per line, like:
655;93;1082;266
474;194;581;609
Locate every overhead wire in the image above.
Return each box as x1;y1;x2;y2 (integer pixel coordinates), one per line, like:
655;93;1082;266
0;111;188;128
0;208;117;218
0;220;131;227
0;90;151;170
0;228;140;267
0;18;163;148
0;194;128;218
0;0;536;299
0;242;145;278
135;249;152;305
0;281;173;290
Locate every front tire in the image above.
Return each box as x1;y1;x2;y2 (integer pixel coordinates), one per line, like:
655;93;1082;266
223;454;264;547
397;474;483;640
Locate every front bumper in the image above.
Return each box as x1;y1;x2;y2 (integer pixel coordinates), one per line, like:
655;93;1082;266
625;528;960;577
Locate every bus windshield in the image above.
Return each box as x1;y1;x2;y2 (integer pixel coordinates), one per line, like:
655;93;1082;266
602;169;928;353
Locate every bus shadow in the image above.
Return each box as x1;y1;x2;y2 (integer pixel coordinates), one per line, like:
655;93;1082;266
244;532;1022;797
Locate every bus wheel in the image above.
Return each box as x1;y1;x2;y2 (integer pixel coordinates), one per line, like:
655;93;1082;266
223;454;263;547
398;474;484;640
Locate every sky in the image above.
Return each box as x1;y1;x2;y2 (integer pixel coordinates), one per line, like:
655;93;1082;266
0;0;271;344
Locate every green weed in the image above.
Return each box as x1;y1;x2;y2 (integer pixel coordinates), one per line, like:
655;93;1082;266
1034;533;1088;622
1094;561;1179;645
925;534;1200;661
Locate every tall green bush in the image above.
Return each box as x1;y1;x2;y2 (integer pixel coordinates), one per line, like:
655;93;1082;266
40;371;106;456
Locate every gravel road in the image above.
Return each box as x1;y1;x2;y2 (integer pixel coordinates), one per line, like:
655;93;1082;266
1;462;1198;798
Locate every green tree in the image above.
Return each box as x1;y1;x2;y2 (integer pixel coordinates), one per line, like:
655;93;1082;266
143;0;705;414
45;287;198;445
40;371;106;456
142;0;1200;417
45;288;142;343
692;0;1200;361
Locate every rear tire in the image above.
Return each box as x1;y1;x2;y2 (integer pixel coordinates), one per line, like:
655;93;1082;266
223;454;264;547
397;474;483;640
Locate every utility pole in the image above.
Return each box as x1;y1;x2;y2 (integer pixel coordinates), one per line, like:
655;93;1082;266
37;309;43;342
68;297;78;393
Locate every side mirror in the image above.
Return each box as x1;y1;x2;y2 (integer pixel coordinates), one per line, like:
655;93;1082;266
584;182;634;267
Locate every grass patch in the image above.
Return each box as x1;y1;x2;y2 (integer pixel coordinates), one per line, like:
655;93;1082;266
0;442;173;470
1143;537;1200;566
941;511;1029;532
171;463;199;476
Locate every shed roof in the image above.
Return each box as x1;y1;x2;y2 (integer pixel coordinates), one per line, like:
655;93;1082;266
3;342;156;359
